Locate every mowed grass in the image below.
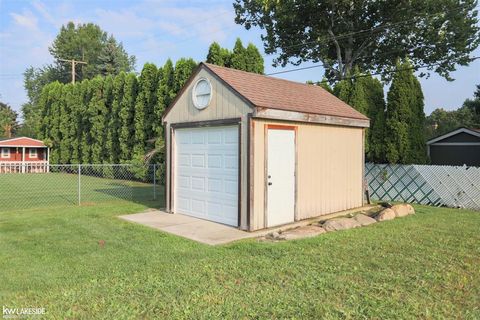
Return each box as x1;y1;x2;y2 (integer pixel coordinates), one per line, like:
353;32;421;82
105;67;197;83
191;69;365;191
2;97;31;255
0;172;159;211
0;200;479;319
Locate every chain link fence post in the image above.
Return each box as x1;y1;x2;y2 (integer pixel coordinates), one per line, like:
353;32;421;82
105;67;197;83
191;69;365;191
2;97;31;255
153;164;157;200
78;163;81;206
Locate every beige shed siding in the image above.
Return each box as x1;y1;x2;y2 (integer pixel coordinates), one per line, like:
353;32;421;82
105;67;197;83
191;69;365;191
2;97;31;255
163;68;252;123
164;67;252;230
251;119;364;230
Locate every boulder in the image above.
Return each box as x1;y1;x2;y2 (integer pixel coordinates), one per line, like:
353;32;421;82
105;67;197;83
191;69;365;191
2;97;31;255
322;217;361;232
266;231;286;240
375;208;396;221
352;214;377;226
391;204;415;217
282;225;326;240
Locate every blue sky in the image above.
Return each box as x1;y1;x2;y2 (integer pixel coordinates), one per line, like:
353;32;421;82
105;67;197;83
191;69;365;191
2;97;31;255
0;0;479;119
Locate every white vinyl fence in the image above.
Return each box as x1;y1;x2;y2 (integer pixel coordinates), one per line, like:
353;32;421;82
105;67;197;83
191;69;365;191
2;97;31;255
365;163;480;210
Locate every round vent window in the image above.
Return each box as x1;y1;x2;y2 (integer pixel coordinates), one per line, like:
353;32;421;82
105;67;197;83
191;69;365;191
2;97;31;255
192;78;212;110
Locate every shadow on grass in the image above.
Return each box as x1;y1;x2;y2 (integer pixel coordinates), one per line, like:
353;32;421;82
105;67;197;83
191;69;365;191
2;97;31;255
91;183;165;209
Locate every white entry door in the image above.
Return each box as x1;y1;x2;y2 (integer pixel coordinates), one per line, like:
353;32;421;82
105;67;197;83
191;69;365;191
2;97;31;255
174;125;238;226
267;128;295;227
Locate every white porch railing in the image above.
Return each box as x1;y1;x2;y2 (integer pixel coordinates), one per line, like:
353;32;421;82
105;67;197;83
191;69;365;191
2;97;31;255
0;161;49;173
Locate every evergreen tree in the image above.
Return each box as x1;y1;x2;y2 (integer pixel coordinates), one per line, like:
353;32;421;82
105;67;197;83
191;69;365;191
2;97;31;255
106;72;125;163
89;76;108;164
333;78;353;103
245;43;264;74
133;64;158;159
70;83;83;164
173;58;197;94
142;64;159;143
206;42;230;66
80;79;93;164
364;76;386;163
318;78;333;93
385;59;413;164
230;38;247;71
59;84;74;164
119;73;137;161
37;83;55;142
48;83;64;164
0;101;19;138
407;71;427;164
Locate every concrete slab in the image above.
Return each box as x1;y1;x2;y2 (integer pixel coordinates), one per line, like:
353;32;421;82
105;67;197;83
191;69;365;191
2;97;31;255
119;205;379;245
119;211;254;245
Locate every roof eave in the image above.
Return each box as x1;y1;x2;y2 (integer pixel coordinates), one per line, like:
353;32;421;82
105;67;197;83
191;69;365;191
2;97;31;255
254;107;370;128
427;127;480;144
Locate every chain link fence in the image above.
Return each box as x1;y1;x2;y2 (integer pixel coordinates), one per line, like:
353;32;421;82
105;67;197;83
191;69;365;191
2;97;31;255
366;163;480;210
0;164;163;212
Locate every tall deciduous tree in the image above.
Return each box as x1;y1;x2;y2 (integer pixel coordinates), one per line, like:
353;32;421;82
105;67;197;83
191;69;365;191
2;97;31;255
50;22;135;82
22;22;135;138
234;0;479;81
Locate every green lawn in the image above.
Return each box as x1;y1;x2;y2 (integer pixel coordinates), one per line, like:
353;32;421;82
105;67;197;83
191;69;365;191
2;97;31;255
0;172;160;211
1;201;479;319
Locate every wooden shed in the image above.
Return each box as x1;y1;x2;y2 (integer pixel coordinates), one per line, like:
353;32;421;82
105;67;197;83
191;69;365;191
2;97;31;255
162;63;369;231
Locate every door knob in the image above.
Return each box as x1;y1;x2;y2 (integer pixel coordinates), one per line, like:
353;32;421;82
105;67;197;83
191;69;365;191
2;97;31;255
268;175;271;179
268;182;272;186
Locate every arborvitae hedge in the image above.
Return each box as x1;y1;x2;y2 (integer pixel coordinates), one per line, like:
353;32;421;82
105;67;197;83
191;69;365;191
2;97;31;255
37;59;198;171
333;62;426;164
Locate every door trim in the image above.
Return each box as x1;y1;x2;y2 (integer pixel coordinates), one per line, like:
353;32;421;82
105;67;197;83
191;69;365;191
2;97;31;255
264;124;298;228
169;118;242;228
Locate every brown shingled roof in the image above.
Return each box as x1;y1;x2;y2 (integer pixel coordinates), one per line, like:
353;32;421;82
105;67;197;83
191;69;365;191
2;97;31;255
203;63;369;121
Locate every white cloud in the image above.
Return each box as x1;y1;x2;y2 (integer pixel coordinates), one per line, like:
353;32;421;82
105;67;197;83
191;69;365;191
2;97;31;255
31;0;59;27
10;10;39;30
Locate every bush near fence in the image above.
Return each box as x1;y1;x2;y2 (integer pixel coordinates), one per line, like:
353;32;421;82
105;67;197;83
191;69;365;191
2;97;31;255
366;163;480;210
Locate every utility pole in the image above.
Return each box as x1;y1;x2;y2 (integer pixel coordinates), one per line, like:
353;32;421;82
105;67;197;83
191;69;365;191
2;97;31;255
58;58;87;84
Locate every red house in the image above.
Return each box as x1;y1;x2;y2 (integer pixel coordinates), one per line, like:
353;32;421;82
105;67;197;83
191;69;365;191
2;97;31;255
0;137;50;173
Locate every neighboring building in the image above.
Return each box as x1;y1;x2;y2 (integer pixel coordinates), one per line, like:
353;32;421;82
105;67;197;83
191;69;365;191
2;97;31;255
0;137;49;173
162;63;369;231
427;127;480;167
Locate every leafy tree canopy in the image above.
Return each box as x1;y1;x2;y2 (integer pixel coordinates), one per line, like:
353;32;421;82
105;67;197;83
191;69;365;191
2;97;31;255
22;22;135;137
426;84;480;139
234;0;479;81
0;101;18;138
50;22;136;82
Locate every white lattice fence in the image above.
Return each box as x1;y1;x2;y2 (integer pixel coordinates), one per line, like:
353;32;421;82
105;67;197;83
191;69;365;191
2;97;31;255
365;163;480;210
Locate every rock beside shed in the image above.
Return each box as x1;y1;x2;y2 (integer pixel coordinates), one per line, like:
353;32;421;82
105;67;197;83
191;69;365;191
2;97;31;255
323;217;361;231
352;214;377;226
375;208;396;221
282;225;326;240
391;204;415;217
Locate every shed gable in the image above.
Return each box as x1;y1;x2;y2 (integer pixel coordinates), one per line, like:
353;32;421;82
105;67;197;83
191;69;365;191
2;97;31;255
434;131;480;143
163;67;253;124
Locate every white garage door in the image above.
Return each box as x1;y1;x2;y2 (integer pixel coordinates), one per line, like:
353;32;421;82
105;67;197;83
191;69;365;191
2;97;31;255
174;125;239;226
